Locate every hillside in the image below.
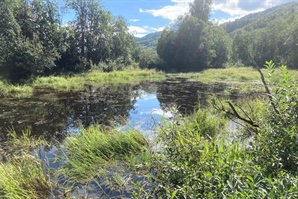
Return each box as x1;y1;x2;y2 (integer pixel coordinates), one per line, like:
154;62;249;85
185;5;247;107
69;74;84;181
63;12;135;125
135;31;162;48
220;0;298;68
221;1;298;34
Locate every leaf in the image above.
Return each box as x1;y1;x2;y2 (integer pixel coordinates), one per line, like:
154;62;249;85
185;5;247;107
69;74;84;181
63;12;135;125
171;189;178;199
205;171;212;177
246;175;254;182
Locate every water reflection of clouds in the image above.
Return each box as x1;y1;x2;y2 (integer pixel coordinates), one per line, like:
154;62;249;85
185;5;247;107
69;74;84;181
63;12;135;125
135;92;157;101
151;108;173;118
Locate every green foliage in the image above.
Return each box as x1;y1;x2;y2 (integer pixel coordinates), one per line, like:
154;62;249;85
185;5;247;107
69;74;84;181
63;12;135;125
157;0;231;72
58;125;150;182
228;2;298;68
0;129;51;199
189;0;212;22
0;81;33;98
137;46;163;69
256;61;298;174
0;156;51;199
0;0;139;82
136;99;298;198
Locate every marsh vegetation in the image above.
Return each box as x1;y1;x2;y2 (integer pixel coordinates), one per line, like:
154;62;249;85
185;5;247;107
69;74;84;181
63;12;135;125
1;0;298;198
1;63;298;198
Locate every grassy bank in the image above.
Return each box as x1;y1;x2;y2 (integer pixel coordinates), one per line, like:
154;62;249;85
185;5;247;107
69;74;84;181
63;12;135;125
2;106;298;198
0;69;165;98
168;66;298;94
2;66;298;98
0;81;33;98
171;67;265;83
32;69;165;92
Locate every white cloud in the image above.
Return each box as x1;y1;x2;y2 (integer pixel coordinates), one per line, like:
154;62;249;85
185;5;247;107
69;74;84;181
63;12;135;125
140;0;192;21
140;0;294;24
129;19;140;22
212;16;242;24
212;0;293;19
129;26;148;37
151;108;173;118
129;25;165;38
143;26;165;32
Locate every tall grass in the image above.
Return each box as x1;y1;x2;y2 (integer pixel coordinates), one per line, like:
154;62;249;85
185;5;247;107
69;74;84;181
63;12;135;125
0;81;33;98
33;69;165;92
0;155;51;199
169;67;264;83
58;125;151;183
0;129;51;199
172;66;298;84
0;69;164;97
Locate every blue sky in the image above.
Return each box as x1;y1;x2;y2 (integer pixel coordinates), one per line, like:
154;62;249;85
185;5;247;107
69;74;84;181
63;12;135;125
64;0;296;37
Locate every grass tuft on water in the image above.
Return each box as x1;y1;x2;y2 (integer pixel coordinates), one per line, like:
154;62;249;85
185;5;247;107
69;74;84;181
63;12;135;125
0;155;51;199
59;125;150;183
3;128;47;157
0;129;51;199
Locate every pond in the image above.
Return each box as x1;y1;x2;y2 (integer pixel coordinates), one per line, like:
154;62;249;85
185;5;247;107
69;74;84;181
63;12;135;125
0;78;237;143
0;77;260;198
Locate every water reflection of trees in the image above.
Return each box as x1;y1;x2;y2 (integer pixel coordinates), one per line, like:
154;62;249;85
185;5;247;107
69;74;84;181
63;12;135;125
63;84;138;129
156;79;227;114
0;80;232;143
0;84;139;142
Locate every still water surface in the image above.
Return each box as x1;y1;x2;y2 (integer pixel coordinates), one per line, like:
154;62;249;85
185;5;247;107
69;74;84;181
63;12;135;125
0;79;230;143
0;78;256;198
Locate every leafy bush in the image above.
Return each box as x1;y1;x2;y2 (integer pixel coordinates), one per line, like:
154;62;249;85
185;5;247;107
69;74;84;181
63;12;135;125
256;61;298;174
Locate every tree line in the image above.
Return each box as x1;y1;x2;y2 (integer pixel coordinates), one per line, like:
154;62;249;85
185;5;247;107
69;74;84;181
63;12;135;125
0;0;139;82
156;0;298;72
1;0;297;82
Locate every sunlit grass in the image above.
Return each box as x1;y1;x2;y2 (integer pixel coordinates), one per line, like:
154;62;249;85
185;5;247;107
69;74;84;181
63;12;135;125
0;155;51;199
33;69;165;92
0;129;51;199
172;67;265;83
58;125;151;183
0;81;33;98
172;66;298;84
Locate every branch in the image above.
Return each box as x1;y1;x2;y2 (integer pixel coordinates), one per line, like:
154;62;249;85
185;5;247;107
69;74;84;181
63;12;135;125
212;99;259;128
240;46;280;115
227;101;259;128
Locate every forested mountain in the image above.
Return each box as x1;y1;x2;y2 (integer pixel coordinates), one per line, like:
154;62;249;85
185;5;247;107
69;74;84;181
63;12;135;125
221;1;298;34
135;32;162;48
0;0;138;82
223;1;298;68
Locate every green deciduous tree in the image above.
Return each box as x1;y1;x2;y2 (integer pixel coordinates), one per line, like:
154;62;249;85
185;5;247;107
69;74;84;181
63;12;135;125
157;0;230;72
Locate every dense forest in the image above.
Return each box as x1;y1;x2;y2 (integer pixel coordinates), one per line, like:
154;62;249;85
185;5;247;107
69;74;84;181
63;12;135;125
0;0;144;82
225;1;298;69
153;0;298;72
1;0;298;81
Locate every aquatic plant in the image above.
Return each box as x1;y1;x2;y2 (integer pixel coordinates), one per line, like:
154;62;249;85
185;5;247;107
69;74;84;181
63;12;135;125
0;155;51;199
58;125;151;183
0;129;51;199
3;128;47;157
